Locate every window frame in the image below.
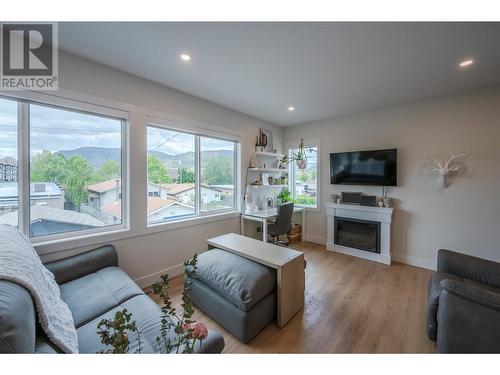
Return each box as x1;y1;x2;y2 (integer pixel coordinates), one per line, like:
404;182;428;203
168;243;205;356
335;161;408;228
146;120;240;227
0;92;130;244
287;138;321;211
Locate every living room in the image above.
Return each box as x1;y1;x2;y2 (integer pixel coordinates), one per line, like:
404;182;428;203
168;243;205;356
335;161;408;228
1;2;500;373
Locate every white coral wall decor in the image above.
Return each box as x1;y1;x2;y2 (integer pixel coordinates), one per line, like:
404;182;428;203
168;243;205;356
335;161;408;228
422;152;467;189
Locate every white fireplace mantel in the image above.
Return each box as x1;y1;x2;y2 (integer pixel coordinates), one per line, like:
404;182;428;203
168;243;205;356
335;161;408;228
325;202;394;265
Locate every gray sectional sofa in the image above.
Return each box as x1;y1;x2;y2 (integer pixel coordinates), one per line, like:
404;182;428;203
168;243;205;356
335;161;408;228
427;249;500;353
0;245;225;353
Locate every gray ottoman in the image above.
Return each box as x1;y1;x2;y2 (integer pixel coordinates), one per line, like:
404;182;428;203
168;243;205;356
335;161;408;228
185;248;276;343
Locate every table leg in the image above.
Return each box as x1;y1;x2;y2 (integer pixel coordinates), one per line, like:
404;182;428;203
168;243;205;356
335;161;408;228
262;218;267;242
276;254;305;327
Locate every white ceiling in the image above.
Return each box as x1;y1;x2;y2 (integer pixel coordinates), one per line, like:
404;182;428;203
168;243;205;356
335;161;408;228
59;22;500;126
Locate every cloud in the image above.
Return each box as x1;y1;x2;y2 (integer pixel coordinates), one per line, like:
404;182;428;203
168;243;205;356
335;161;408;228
147;127;235;155
0;98;235;161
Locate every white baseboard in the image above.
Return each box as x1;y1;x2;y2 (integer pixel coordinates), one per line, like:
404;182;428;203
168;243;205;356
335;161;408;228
134;263;185;288
392;253;437;271
327;242;391;266
305;234;326;245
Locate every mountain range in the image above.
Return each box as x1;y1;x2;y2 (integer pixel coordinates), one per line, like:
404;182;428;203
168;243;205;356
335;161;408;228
57;147;233;169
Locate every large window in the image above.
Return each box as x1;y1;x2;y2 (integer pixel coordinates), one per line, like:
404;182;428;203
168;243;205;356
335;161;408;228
288;141;320;208
0;98;19;227
147;124;238;226
0;95;127;240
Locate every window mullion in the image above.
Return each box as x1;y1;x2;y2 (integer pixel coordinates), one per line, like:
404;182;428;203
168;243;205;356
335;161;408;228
288;148;295;200
17;102;30;236
195;135;201;216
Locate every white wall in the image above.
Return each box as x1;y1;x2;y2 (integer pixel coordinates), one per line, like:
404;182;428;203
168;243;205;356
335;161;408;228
38;51;283;286
284;88;500;270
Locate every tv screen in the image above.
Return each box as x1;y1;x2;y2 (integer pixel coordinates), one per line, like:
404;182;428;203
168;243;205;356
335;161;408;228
330;148;397;186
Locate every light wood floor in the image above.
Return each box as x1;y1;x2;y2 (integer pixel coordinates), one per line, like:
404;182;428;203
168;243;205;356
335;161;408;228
149;241;436;353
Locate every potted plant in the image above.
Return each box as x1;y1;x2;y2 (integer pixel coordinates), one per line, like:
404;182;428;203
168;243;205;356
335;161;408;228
96;254;207;354
277;187;293;204
286;138;308;170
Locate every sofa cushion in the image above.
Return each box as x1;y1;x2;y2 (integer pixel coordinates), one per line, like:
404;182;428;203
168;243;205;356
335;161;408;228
190;249;276;312
59;266;144;328
0;281;36;353
76;294;225;354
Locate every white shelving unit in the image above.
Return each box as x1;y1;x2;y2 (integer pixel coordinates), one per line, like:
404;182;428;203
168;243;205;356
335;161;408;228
244;150;288;211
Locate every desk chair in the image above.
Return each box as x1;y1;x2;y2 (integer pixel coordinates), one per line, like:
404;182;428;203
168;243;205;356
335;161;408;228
267;202;294;246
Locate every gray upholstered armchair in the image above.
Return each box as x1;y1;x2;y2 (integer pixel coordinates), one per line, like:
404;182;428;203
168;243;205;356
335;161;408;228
427;249;500;353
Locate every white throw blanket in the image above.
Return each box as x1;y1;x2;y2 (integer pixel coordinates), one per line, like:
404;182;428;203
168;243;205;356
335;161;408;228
0;225;79;353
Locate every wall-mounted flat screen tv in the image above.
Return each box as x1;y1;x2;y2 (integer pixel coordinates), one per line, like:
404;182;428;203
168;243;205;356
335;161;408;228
330;148;397;186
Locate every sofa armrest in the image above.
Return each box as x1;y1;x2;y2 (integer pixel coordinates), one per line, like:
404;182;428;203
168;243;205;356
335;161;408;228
437;249;500;289
44;245;118;285
440;279;500;312
437;279;500;353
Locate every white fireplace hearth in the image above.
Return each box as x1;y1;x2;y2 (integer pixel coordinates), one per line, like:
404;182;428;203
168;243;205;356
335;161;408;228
325;202;394;265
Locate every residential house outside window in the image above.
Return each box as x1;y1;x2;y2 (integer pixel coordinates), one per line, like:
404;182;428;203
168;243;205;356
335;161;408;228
0;95;128;240
200;136;236;212
147;126;196;224
147;124;238;226
288;140;320;209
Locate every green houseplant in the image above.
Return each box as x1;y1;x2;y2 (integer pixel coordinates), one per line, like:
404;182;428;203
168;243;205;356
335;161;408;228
277;187;293;204
286;138;308;170
96;254;207;354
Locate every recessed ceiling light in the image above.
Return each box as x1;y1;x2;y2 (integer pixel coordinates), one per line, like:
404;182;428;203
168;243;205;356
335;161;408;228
180;54;191;62
288;106;295;112
459;58;474;68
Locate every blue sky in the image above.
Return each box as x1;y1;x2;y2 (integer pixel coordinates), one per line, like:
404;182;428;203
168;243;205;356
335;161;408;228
0;97;233;160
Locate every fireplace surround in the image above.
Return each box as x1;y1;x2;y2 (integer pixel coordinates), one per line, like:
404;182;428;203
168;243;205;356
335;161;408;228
325;203;394;265
334;217;381;253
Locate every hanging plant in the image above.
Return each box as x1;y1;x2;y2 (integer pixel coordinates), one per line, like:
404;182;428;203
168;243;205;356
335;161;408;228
286;138;308;170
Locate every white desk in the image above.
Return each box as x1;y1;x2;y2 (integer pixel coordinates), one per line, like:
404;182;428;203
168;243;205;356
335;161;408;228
207;233;305;327
241;206;306;242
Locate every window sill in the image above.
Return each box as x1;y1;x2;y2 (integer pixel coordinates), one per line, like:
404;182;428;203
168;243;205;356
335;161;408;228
145;210;241;234
34;227;131;255
34;210;241;256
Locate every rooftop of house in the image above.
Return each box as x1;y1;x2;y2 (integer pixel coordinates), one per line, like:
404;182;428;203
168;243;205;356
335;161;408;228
0;182;62;201
0;157;18;167
102;197;188;219
158;183;222;195
158;183;195;195
87;178;121;194
0;205;105;227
